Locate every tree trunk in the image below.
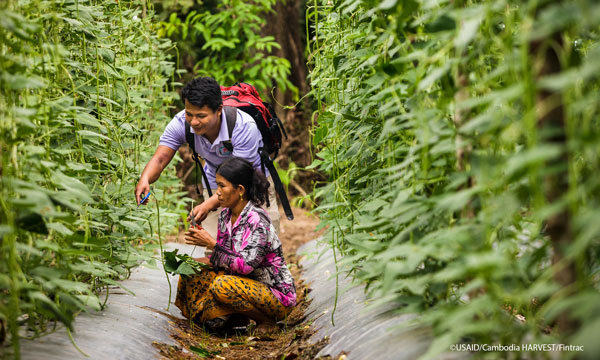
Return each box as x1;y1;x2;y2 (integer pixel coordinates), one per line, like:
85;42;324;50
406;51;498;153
262;0;310;113
261;0;314;183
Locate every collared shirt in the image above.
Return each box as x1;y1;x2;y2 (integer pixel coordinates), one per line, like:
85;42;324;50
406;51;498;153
159;108;268;189
210;201;296;307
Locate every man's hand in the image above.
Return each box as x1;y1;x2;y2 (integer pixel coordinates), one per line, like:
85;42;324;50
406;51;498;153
135;178;150;206
189;202;213;224
189;193;220;223
184;226;217;249
134;145;176;205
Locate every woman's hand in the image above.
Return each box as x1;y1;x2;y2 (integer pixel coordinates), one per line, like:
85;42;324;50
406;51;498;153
193;256;211;265
184;226;216;249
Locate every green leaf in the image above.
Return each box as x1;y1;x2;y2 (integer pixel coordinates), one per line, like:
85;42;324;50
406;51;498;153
28;291;73;329
1;73;46;90
378;0;397;10
504;145;563;180
50;279;91;293
418;63;450;91
97;47;115;63
101;278;135;296
0;225;14;237
454;11;483;50
435;187;479;212
50;170;93;203
118;220;145;236
76;112;102;128
189;345;220;358
46;222;74;236
425;14;456;33
74;294;102;311
163;250;182;273
77;129;111;141
175;262;196;276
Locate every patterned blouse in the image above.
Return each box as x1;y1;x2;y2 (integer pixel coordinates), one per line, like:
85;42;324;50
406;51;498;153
209;201;296;307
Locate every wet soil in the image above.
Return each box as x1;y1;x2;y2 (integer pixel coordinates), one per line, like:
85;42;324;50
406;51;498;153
154;207;342;360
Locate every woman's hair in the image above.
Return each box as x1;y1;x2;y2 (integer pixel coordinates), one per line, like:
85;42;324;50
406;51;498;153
216;157;270;206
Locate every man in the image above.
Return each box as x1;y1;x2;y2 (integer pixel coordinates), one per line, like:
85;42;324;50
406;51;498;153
134;77;280;238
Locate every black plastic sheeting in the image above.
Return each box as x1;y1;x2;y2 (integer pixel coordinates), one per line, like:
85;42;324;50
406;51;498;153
299;239;465;360
19;243;197;360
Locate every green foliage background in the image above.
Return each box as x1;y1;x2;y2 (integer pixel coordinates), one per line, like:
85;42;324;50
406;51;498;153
308;0;600;357
156;0;297;98
0;0;184;356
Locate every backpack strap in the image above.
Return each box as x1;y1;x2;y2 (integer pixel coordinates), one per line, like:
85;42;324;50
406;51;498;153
222;106;237;153
259;148;294;220
185;121;213;198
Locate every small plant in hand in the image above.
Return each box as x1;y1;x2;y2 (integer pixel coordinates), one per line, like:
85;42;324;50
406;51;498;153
163;249;211;277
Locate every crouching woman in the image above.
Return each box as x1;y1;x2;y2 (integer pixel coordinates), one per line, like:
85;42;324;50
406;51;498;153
175;157;296;333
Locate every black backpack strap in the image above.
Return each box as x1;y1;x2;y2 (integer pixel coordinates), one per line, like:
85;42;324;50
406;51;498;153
259;148;294;220
222;106;237;153
185;121;213;198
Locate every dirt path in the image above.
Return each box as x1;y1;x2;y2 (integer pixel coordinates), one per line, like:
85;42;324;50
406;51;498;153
155;207;330;360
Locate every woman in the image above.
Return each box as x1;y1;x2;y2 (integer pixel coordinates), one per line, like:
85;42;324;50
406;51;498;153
175;157;296;333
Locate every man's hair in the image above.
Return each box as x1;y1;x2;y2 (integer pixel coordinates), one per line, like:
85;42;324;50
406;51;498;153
181;77;222;111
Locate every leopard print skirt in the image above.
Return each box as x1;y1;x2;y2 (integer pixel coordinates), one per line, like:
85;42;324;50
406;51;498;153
175;269;293;324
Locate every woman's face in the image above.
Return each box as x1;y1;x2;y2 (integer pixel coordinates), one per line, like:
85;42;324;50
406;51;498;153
215;174;243;209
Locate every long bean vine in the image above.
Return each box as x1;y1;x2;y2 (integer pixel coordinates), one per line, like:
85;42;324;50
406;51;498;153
308;0;600;357
0;0;184;356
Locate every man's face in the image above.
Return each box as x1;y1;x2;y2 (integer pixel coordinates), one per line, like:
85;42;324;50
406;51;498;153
184;100;221;136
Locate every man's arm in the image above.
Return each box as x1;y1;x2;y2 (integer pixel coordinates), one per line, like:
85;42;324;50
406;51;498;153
134;145;176;204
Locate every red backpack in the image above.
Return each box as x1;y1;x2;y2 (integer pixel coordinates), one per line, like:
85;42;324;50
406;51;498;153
185;83;294;220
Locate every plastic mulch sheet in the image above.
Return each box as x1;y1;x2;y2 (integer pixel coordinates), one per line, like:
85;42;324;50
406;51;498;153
19;243;197;360
298;239;466;360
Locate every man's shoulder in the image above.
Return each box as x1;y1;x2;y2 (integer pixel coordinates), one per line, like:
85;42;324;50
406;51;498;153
160;109;187;148
235;108;257;127
166;110;187;134
231;108;259;138
174;109;186;123
165;109;186;128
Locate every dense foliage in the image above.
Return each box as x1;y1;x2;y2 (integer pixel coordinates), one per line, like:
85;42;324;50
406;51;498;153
157;0;297;97
0;0;184;356
308;0;600;357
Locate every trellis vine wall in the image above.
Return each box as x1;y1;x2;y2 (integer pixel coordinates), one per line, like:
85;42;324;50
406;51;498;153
307;0;600;358
1;0;183;357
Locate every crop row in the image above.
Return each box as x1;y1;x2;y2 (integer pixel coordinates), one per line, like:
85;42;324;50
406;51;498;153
0;0;183;357
308;0;600;356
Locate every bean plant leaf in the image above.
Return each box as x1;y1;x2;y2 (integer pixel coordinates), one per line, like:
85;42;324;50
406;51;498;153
189;344;220;358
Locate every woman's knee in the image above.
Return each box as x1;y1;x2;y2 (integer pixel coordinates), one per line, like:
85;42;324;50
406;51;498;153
209;275;231;301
